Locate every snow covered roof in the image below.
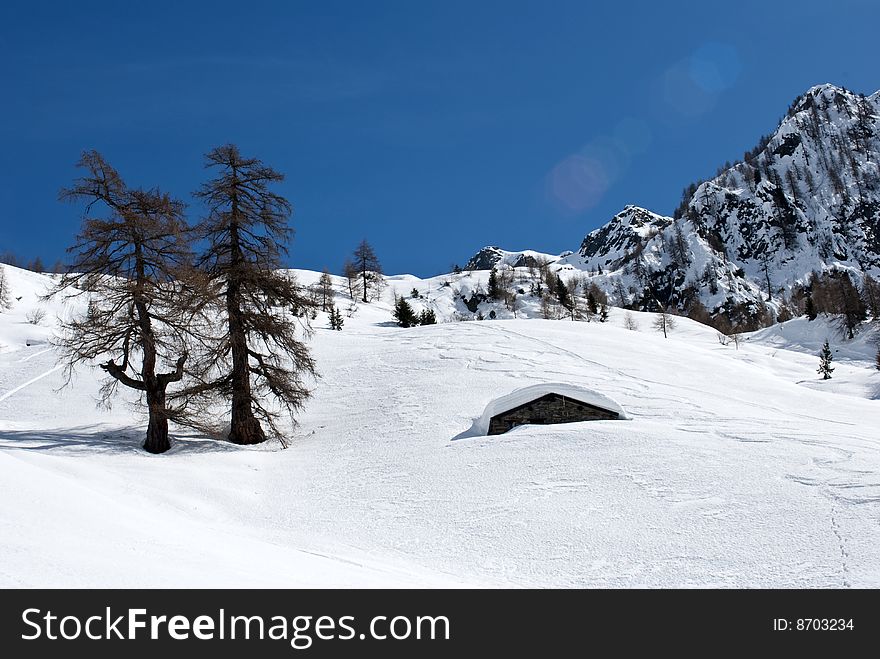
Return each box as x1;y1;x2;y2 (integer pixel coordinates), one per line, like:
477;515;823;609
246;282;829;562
476;383;629;435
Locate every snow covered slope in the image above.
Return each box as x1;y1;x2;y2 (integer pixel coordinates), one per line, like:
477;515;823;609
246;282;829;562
2;265;880;587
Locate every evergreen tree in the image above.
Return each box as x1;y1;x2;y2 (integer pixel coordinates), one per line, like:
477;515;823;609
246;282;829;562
587;292;599;316
329;305;344;331
817;340;834;380
393;297;418;327
190;144;316;446
555;275;572;310
418;308;436;325
804;291;817;320
487;267;501;300
598;304;609;322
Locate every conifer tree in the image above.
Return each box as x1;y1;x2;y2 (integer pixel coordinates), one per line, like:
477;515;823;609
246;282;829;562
555;275;572;310
393;297;418;327
817;340;834;380
317;269;335;312
47;151;196;454
190;144;316;446
419;308;436;325
329;305;344;331
804;291;817;320
342;259;361;301
652;309;676;338
352;240;382;303
487;267;501;300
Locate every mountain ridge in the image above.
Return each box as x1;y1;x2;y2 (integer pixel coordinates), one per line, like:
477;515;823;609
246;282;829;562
465;83;880;330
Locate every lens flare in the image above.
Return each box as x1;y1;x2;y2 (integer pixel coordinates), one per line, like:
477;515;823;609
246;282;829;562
689;42;741;94
547;155;609;213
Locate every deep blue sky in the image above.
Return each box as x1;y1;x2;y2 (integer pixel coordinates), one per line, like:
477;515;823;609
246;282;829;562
1;1;878;275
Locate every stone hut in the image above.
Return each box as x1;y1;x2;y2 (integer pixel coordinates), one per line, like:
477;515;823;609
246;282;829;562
479;383;626;436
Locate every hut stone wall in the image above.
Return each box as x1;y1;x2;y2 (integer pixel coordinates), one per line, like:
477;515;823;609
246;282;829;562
487;393;620;435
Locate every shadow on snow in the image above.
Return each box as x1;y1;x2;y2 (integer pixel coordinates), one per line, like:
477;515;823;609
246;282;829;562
0;425;247;456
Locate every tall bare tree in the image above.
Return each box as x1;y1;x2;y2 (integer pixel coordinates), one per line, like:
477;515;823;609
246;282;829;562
352;240;382;303
47;151;194;453
191;144;316;445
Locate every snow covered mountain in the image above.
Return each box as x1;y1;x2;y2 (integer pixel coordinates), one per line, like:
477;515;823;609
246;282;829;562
468;84;880;330
464;246;565;271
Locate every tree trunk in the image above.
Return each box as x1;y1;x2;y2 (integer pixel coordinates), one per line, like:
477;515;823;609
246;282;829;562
227;280;266;445
230;395;266;444
144;385;171;454
361;265;368;303
225;207;267;445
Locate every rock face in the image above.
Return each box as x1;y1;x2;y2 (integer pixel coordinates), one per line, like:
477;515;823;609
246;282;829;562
562;84;880;325
465;246;560;271
465;246;507;270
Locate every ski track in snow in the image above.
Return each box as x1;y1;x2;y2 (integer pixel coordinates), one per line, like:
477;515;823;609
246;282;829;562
0;364;63;404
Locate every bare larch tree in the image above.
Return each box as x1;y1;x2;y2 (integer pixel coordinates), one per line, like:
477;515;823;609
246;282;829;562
48;151;194;453
352;240;382;303
652;308;677;339
191;144;316;445
316;269;335;312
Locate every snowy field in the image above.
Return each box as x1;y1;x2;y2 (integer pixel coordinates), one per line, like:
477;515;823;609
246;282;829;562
1;265;880;587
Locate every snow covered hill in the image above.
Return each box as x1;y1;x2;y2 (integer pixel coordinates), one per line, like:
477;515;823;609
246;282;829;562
2;264;880;587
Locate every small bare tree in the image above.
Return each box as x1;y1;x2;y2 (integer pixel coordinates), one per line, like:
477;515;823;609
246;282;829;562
623;312;639;331
47;151;195;454
730;332;742;350
25;307;47;325
652;309;676;338
342;259;361;301
316;269;335;312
